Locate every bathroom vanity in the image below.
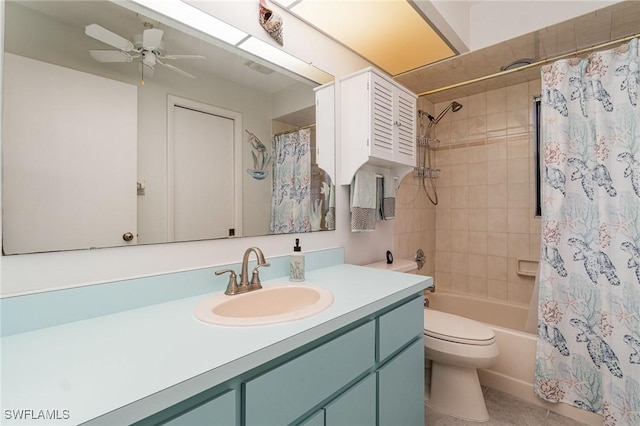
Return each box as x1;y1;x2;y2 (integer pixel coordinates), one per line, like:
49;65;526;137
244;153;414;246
0;260;431;425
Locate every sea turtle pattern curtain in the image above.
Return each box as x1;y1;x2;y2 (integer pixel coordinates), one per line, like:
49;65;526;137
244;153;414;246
535;38;640;424
269;128;311;234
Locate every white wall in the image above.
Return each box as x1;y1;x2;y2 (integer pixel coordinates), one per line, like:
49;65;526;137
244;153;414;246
468;0;622;51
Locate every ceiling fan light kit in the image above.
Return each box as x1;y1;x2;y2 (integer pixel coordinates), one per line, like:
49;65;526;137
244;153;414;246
141;50;157;68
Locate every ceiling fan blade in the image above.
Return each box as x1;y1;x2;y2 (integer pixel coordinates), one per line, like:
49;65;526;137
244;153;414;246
85;24;134;51
89;50;136;63
159;54;206;60
157;59;196;79
143;28;164;50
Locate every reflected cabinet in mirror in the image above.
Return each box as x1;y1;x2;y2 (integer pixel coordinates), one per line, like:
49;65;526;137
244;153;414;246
2;0;335;255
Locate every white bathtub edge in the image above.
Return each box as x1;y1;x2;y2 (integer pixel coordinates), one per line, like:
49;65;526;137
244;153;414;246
478;369;602;426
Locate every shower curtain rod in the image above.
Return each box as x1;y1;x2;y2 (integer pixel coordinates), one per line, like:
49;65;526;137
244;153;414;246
418;32;640;97
273;123;315;137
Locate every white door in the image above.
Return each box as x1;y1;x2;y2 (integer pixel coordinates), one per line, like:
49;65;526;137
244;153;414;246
170;104;235;242
2;54;137;254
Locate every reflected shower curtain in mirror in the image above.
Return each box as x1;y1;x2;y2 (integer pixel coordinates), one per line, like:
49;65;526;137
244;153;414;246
270;128;311;234
536;38;640;423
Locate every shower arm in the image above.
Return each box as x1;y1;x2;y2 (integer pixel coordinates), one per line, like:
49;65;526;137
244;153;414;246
427;101;463;128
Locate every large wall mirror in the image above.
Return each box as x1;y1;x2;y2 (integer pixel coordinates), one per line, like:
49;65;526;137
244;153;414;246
2;0;335;255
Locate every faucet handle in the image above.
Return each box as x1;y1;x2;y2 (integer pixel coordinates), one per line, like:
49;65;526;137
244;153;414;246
215;269;243;295
248;262;271;291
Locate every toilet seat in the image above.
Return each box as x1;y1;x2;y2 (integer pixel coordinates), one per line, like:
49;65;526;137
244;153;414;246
424;309;495;346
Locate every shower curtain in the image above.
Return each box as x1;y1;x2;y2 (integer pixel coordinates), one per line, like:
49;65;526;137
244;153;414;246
269;128;311;234
535;38;640;424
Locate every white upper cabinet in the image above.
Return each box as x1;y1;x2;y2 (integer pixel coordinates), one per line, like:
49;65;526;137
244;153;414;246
314;82;336;182
339;68;416;185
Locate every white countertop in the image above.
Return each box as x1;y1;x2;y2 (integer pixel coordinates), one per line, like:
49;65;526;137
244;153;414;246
0;264;430;425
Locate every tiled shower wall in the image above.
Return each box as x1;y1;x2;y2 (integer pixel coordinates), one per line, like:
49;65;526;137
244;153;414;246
395;80;542;305
393;98;436;279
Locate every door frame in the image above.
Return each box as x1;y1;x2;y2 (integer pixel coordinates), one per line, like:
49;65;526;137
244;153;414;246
167;95;243;241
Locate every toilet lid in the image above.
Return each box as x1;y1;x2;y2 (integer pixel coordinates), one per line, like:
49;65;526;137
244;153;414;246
424;309;496;346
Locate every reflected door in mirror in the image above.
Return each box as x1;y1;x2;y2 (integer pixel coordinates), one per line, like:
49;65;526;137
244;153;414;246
2;53;138;254
170;105;234;242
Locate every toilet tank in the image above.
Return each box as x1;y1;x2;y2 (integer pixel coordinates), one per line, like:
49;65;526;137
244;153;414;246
364;258;417;273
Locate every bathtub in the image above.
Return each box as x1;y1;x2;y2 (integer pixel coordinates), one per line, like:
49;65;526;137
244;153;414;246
426;291;602;425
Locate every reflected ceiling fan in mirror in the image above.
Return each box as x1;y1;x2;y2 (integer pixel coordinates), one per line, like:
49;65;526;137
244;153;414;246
85;19;205;85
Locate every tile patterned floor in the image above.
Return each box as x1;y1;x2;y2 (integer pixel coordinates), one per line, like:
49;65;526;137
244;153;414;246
425;387;589;425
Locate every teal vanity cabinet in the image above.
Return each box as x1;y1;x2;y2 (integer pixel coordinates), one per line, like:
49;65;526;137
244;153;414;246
243;295;424;426
378;339;425;425
244;320;376;425
377;293;426;425
140;294;424;426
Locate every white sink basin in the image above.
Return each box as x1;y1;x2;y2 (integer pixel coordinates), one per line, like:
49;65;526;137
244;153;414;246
194;284;334;326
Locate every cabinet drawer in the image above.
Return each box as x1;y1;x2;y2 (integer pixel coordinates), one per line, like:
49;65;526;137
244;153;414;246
378;295;423;361
244;320;375;425
164;389;236;426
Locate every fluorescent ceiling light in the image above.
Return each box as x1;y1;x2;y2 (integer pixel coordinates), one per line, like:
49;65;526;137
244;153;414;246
290;0;455;76
129;0;248;45
237;37;333;84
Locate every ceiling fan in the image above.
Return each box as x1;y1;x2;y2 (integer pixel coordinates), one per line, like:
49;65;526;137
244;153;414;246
85;21;205;82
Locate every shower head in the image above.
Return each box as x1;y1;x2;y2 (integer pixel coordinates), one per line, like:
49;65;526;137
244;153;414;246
427;101;463;127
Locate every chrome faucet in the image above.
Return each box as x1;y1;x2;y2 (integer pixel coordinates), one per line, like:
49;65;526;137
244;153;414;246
215;247;271;295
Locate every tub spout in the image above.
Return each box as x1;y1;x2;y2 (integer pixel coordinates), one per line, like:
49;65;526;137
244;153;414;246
424;285;435;307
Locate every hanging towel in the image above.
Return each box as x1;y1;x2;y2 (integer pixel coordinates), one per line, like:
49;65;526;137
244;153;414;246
326;182;336;231
382;172;396;220
376;176;384;221
350;169;377;232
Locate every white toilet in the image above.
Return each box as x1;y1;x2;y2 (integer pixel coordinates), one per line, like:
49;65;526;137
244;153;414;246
364;257;499;423
424;309;499;422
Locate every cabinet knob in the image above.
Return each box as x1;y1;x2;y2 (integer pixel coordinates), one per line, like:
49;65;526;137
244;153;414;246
122;232;134;242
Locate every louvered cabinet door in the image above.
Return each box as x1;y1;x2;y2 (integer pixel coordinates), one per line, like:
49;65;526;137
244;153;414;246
369;73;395;161
394;88;416;166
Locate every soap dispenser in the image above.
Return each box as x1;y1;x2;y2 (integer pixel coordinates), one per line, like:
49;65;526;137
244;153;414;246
289;238;305;282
